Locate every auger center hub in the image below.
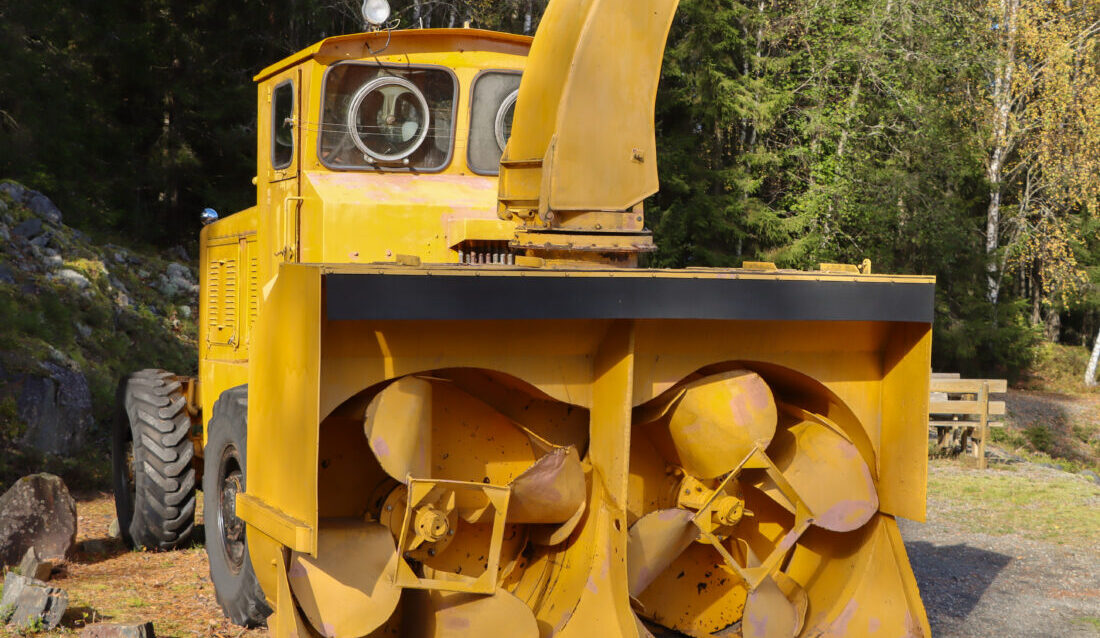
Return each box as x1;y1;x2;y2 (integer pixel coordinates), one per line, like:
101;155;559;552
712;496;744;527
414;505;451;544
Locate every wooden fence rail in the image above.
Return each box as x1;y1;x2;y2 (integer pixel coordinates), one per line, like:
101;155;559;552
928;377;1007;469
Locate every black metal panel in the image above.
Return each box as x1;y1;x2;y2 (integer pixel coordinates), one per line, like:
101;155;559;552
325;273;935;323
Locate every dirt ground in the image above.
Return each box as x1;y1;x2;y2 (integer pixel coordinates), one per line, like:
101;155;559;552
3;464;1098;637
1;497;267;638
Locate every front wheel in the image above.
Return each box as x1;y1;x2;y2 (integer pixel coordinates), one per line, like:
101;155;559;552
203;385;272;628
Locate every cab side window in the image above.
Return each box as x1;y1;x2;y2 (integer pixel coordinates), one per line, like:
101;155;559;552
272;81;295;170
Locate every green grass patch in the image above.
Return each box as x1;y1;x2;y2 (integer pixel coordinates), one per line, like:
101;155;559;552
1072;616;1100;632
1024;424;1055;453
928;464;1100;546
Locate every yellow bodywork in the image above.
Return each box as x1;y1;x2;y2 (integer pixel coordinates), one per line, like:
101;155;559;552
196;4;934;637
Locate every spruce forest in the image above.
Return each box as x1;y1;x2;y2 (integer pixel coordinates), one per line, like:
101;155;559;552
2;0;1100;378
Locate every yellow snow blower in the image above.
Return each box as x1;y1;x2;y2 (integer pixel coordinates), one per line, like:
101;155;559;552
112;0;935;636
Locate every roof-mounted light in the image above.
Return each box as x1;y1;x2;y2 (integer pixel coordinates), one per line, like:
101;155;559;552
361;0;391;27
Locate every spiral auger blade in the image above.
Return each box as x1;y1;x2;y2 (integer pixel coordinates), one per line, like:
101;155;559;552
742;575;799;638
364;376;434;483
506;446;586;525
364;375;588;530
626;508;700;598
625;467;808;637
323;374;583;635
755;409;879;533
664;370;779;479
404;590;540;638
628;370;812;637
288;521;402;638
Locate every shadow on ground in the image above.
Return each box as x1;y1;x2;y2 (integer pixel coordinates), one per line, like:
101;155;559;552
905;540;1013;632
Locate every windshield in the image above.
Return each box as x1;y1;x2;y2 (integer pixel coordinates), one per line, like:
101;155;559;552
320;63;456;171
467;71;522;175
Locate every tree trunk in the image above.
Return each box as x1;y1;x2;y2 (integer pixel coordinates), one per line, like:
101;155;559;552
985;0;1020;307
1086;326;1100;386
523;0;534;34
1045;309;1061;342
1030;265;1042;325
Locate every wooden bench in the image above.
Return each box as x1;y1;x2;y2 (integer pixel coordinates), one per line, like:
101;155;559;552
928;375;1007;469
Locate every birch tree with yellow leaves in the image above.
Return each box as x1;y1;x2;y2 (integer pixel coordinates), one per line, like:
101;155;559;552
981;0;1100;329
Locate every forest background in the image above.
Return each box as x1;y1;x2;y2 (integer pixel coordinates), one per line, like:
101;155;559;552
2;0;1100;379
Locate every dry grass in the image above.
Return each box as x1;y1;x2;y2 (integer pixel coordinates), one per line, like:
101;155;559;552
1022;343;1100;395
998;390;1100;472
927;459;1100;547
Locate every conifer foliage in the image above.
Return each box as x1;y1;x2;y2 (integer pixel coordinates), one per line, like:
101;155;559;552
1;0;1099;376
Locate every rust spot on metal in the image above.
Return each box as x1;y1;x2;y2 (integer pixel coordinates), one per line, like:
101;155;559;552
745;609;769;637
829;598;859;636
819;498;876;531
288;561;308;579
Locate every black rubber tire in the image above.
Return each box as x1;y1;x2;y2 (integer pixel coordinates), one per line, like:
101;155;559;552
204;385;272;628
112;369;197;550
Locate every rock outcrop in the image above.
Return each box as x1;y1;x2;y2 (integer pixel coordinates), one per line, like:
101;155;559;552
13;362;94;456
0;179;199;468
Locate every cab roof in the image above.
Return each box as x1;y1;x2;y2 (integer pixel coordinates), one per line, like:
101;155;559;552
254;28;533;82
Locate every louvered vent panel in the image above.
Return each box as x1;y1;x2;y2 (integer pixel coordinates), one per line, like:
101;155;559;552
220;258;238;336
206;254;239;346
207;260;220;331
247;255;259;331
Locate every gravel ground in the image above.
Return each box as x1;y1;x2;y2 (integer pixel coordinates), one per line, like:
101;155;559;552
900;466;1100;638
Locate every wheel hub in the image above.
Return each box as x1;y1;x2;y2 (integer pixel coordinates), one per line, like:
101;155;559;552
220;461;247;572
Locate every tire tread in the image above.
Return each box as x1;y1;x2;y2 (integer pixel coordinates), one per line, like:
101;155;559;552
121;368;197;550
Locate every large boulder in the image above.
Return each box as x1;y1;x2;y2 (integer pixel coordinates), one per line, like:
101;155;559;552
25;192;62;225
0;571;68;631
12;217;43;239
18;546;54;581
16;361;94;456
0;182;63;225
53;268;92;290
0;473;77;566
0;181;26;201
161;262;198;298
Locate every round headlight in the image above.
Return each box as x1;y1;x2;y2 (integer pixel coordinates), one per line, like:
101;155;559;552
361;0;391;26
346;76;431;163
495;89;519;152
